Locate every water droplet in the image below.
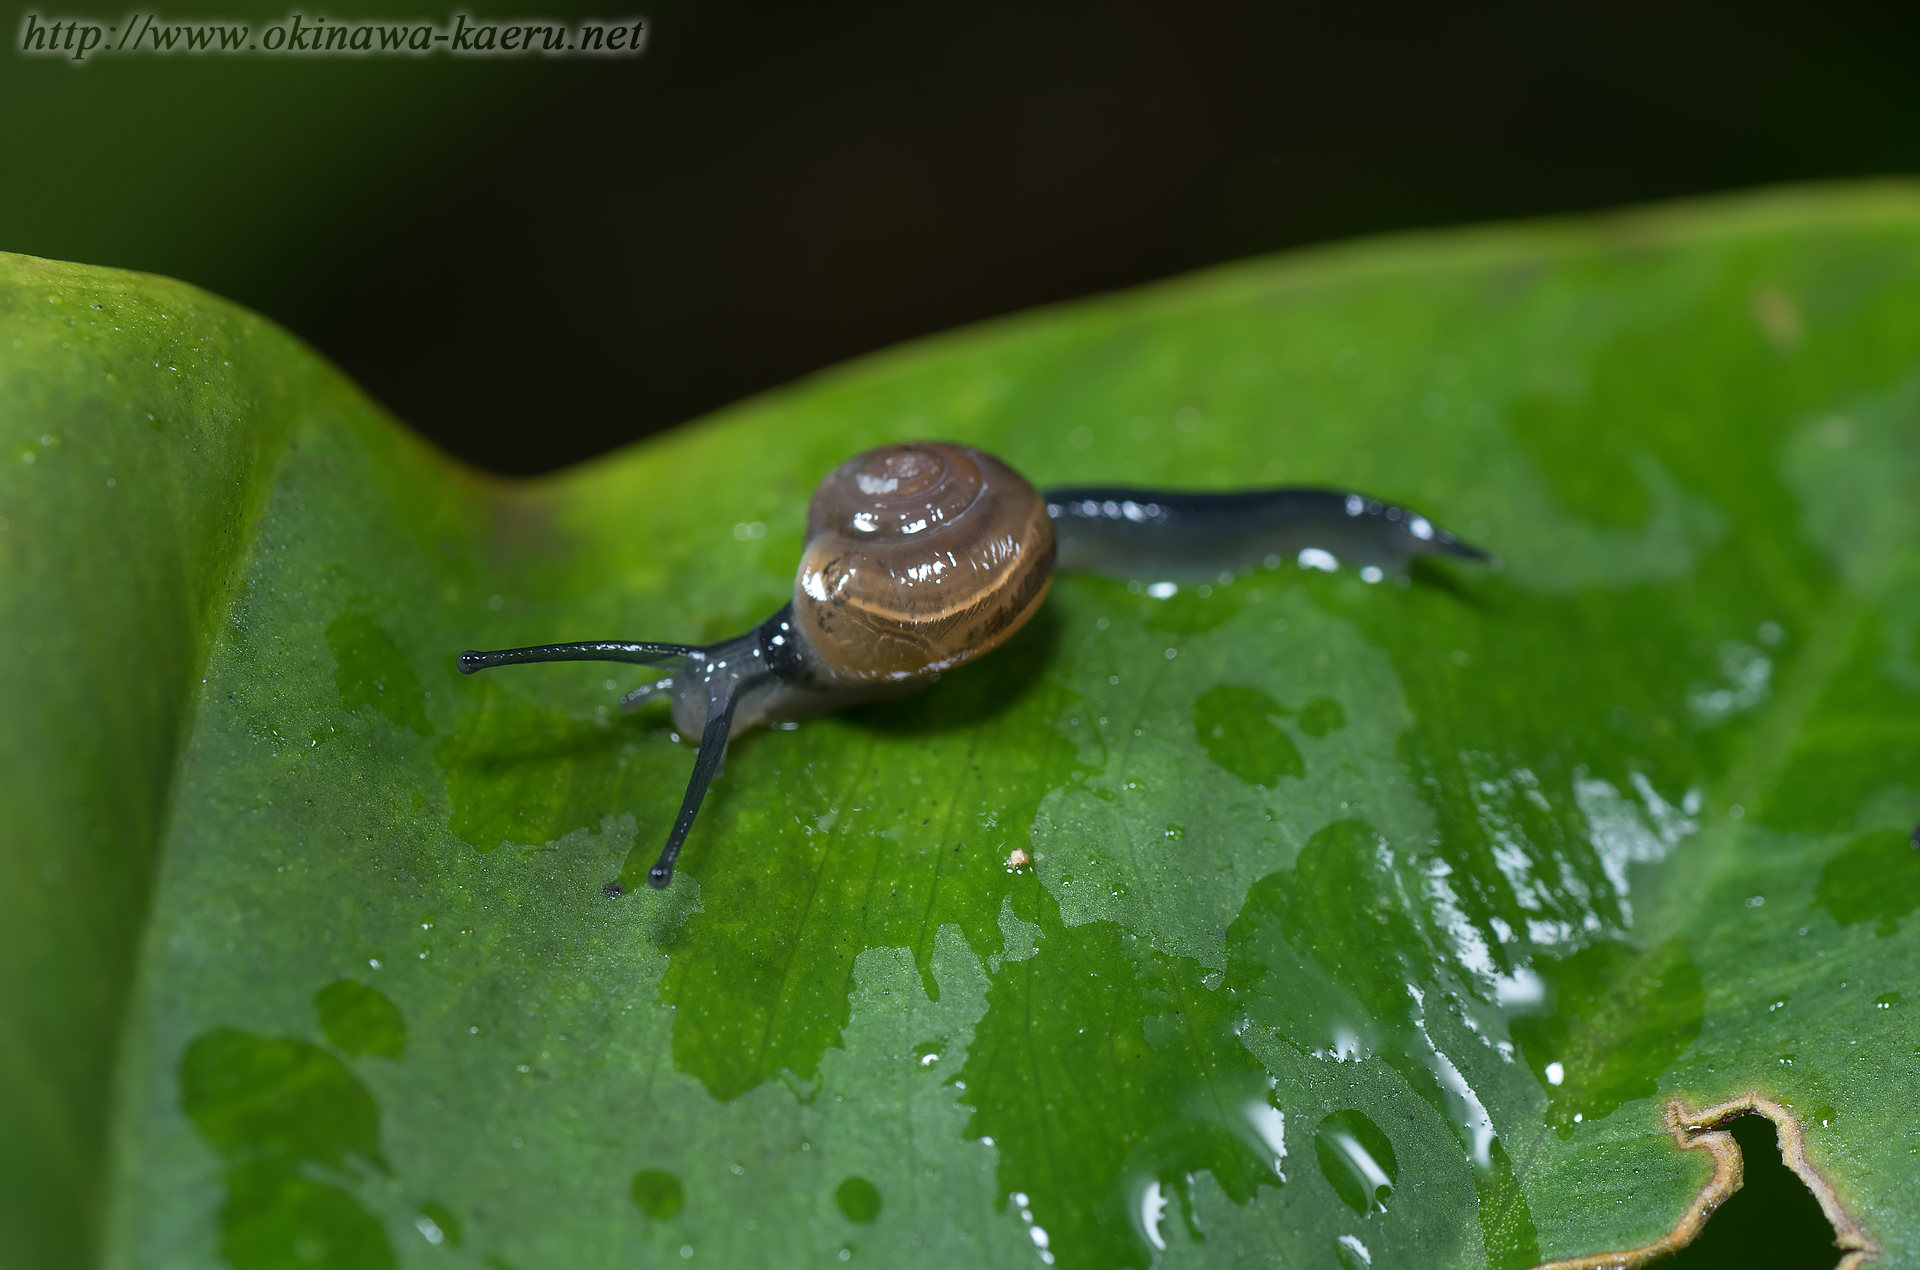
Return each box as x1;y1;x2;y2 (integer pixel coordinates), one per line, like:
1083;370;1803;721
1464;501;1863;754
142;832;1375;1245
1314;1110;1397;1215
416;1202;462;1246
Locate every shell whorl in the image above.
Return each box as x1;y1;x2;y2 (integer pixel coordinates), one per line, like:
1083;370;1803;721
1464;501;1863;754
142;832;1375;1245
793;442;1054;683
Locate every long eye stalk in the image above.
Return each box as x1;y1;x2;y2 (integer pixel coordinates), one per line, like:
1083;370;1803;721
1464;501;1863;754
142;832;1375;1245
457;640;702;673
647;681;758;889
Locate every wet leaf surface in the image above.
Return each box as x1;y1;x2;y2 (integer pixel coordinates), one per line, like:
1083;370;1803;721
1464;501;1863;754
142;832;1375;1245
6;186;1920;1269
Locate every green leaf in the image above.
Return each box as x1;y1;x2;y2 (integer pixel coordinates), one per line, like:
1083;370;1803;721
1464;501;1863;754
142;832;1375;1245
314;980;409;1061
6;185;1920;1270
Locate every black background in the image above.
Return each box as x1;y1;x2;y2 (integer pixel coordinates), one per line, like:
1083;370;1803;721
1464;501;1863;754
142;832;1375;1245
8;0;1920;475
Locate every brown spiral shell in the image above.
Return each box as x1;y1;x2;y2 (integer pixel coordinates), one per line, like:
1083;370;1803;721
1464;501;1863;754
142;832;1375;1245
793;442;1055;683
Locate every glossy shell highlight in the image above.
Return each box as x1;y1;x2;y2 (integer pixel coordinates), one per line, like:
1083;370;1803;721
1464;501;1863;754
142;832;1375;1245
793;442;1054;682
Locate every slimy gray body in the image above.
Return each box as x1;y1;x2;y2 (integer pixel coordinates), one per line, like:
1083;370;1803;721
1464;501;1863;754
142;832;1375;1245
1046;486;1488;580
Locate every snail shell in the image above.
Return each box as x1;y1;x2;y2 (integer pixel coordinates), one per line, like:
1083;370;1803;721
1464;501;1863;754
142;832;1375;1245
793;442;1055;683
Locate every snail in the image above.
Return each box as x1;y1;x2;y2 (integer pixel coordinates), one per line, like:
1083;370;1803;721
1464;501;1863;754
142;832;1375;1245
459;442;1488;891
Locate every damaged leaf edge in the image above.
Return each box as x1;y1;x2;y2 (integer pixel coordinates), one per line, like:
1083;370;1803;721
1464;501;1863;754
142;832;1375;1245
1532;1094;1880;1270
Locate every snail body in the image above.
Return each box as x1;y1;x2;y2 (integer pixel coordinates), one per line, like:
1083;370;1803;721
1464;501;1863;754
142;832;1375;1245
1048;486;1477;579
460;441;1487;891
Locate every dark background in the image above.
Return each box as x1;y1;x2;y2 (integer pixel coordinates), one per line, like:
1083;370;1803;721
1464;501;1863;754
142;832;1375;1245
8;0;1920;475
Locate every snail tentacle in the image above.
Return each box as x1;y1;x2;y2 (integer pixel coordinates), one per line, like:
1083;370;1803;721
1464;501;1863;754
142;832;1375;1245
457;640;703;674
647;672;768;889
458;606;835;891
618;677;672;711
1044;485;1490;579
